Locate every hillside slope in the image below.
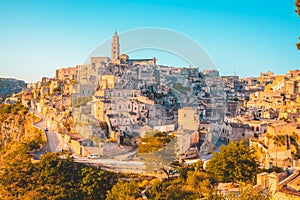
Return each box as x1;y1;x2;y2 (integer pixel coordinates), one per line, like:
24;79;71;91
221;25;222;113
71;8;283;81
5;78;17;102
0;78;26;102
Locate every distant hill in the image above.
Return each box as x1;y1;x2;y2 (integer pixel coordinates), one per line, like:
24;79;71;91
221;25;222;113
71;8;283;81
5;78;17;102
0;78;26;102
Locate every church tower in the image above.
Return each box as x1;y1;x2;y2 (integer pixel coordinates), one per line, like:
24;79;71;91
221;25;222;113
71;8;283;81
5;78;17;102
111;31;120;61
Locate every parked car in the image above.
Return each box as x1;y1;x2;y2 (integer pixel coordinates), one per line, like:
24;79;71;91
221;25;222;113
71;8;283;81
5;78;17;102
87;154;99;159
44;127;48;132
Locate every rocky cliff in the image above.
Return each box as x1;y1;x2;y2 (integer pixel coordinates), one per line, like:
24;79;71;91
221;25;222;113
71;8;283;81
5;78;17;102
0;103;45;150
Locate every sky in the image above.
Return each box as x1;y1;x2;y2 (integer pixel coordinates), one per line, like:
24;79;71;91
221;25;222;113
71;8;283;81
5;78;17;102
0;0;299;83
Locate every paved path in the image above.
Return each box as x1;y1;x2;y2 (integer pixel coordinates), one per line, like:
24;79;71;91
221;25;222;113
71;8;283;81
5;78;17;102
30;110;150;174
44;130;61;152
112;148;138;160
31;109;64;159
71;154;146;173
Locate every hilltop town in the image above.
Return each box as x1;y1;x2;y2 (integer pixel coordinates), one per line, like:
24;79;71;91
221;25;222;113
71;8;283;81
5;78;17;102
4;32;300;198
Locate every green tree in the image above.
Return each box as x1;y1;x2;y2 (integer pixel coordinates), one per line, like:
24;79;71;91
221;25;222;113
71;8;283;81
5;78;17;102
178;160;204;181
186;170;214;198
80;167;117;200
106;180;142;200
0;143;34;199
34;153;84;200
206;141;258;184
138;131;172;153
147;178;197;200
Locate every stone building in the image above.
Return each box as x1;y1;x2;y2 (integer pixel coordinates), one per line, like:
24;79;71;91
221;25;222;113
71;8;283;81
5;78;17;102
178;107;199;131
56;66;78;81
256;170;300;199
111;31;120;62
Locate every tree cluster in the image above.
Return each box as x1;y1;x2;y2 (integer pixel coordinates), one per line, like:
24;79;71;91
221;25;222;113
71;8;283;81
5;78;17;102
0;144;117;200
0;103;117;200
206;140;258;184
138;131;174;154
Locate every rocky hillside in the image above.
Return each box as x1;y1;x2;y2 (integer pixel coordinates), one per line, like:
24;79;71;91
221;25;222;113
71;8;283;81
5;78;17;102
0;103;45;150
0;78;26;102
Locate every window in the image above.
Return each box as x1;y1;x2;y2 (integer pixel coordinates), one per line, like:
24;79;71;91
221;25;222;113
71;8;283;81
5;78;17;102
128;104;130;109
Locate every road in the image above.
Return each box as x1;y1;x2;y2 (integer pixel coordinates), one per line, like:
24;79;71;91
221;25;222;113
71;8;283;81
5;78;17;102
71;154;146;173
30;109;146;173
31;109;64;159
112;148;138;160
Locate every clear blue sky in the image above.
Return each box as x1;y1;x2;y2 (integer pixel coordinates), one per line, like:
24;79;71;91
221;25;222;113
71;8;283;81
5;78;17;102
0;0;299;82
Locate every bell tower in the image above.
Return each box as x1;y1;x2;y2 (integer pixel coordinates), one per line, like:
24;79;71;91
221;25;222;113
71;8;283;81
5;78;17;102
111;31;120;61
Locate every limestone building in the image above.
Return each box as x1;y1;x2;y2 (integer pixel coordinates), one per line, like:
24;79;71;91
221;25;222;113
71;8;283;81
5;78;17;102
56;67;78;81
178;107;199;131
111;31;120;61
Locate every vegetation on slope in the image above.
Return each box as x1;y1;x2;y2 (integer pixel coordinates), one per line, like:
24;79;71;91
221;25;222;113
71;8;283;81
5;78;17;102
0;78;26;102
206;140;258;184
0;146;118;200
0;103;45;150
108;158;270;200
138;130;174;154
0;103;118;200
